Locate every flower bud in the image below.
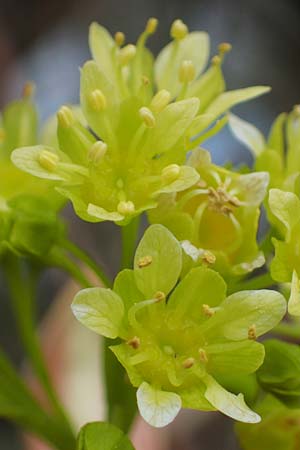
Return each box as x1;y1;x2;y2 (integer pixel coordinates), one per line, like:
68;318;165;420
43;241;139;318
57;106;75;128
150;89;171;113
170;19;188;40
88;89;107;111
117;200;135;216
179;60;196;83
118;44;136;65
139;107;156;128
162;164;180;184
38;150;59;172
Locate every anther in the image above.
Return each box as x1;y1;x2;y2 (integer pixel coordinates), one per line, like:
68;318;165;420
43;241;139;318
114;31;125;46
162;164;180;184
88;141;107;164
199;349;208;363
38;150;59;172
139;107;156;128
138;255;153;268
150;89;171;113
202;304;215;317
182;357;195;369
154;291;166;302
197;180;207;188
248;324;257;340
202;251;216;265
170;19;188;40
88;89;107;111
127;336;140;349
146;17;158;34
22;81;35;98
117;200;135;216
218;42;232;55
118;44;136;66
57;106;75;128
179;60;196;83
211;55;221;66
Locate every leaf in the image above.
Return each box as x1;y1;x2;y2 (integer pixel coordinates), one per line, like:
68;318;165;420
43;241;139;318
136;382;181;427
269;189;300;240
77;421;135;450
229;114;266;157
203;374;261;423
134;224;182;298
72;288;124;338
267;112;287;158
155;32;210;97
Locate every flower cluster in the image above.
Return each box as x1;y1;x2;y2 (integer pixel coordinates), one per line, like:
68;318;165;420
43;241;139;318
12;19;269;225
72;225;286;427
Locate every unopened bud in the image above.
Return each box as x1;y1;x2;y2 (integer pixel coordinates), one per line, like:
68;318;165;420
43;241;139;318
119;44;136;65
170;19;188;40
114;31;125;46
162;164;180;184
117;200;135;216
88;141;107;164
57;106;75;128
139;107;156;128
146;17;158;34
38;150;59;172
179;60;196;83
150;89;171;113
138;255;153;268
88;89;107;111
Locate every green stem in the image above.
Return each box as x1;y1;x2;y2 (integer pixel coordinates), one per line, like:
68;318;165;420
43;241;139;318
121;216;140;269
229;272;275;293
3;254;75;447
60;238;111;288
47;247;91;288
273;321;300;340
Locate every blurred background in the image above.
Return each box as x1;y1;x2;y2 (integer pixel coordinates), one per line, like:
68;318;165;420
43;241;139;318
0;0;300;448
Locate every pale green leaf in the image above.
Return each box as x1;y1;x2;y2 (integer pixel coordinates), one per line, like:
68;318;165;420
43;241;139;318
229;114;266;157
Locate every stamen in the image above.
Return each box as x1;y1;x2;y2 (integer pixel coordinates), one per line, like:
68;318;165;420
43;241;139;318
248;324;257;340
88;89;107;111
22;81;35;98
57;106;75;128
150;89;171;113
197;180;207;188
218;42;232;55
139;107;156;128
88;141;107;165
211;55;221;66
202;251;216;265
117;200;135;216
138;255;153;268
146;17;158;34
170;19;188;40
179;60;196;83
182;357;195;369
162;164;180;184
127;336;140;349
114;31;125;46
154;291;166;302
202;304;215;317
199;348;208;363
38;150;59;171
118;44;136;66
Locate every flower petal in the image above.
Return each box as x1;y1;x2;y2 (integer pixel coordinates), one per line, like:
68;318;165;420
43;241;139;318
137;382;181;428
204;374;261;423
155;166;199;195
229;114;266;157
269;189;300;240
72;287;124;338
288;270;300;316
134;224;182;298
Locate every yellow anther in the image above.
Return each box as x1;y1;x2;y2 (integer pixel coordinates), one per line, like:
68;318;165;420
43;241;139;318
88;141;107;164
117;200;135;216
139;107;156;128
22;81;35;98
127;336;140;349
118;44;136;65
162;164;180;184
182;357;195;369
202;251;216;265
199;349;208;363
197;179;207;188
218;42;232;55
170;19;188;40
248;324;257;340
146;17;158;34
211;55;221;66
154;291;166;302
138;255;153;268
179;60;196;83
88;89;107;111
0;128;6;143
114;31;125;46
38;150;59;172
57;105;75;128
202;304;215;317
150;89;171;113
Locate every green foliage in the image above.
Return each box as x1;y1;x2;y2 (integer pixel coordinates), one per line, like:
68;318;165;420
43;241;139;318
77;422;135;450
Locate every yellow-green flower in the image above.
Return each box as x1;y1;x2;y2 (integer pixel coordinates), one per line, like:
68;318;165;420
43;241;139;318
11;19;269;225
72;225;286;427
150;149;269;278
